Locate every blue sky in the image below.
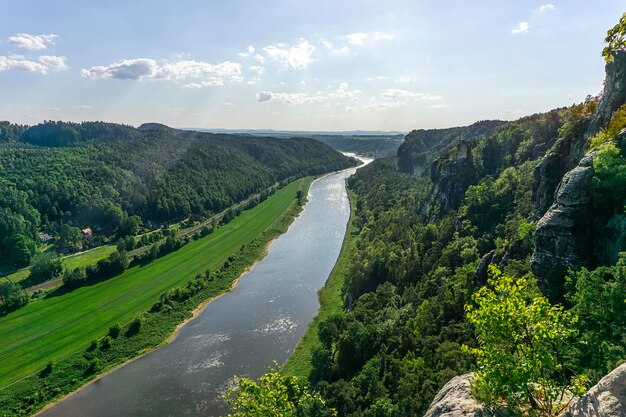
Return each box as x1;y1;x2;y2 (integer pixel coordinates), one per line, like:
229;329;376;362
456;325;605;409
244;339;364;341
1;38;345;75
0;1;623;131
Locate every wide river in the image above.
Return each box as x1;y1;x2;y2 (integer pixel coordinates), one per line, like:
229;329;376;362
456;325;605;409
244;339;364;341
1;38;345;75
40;156;371;417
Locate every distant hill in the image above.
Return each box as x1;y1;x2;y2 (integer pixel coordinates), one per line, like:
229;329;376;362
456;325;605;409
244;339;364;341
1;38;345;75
0;121;353;267
187;128;406;157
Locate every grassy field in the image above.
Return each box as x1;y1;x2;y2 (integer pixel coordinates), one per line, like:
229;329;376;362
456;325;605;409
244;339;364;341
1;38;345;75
2;245;117;285
282;189;358;379
0;178;310;389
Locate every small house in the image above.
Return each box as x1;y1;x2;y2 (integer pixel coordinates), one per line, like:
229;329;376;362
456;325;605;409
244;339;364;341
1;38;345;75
38;233;52;243
82;228;93;239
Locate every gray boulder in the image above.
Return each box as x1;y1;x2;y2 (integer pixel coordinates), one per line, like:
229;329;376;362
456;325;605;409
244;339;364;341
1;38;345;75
565;363;626;417
422;374;511;417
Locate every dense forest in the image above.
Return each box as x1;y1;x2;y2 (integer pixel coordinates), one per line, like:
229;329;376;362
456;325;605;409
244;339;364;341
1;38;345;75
229;22;626;417
297;54;626;417
0;121;353;268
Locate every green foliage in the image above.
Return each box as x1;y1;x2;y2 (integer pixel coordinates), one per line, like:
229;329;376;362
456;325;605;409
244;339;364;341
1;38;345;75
108;323;122;339
589;103;626;150
226;367;336;417
566;261;626;381
57;224;83;252
28;252;63;285
603;13;626;63
464;268;584;416
0;281;28;315
0;178;312;416
592;142;626;220
126;316;143;336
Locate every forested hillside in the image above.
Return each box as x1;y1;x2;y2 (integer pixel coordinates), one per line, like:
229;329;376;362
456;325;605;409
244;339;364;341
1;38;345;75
233;23;626;417
0;122;353;267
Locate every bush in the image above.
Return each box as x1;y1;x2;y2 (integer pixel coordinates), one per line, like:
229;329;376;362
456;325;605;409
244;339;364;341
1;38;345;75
28;252;63;285
100;336;113;350
62;267;87;288
126;317;143;336
108;323;122;339
464;267;588;416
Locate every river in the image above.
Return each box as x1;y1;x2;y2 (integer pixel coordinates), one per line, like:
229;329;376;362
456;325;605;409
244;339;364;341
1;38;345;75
39;155;371;417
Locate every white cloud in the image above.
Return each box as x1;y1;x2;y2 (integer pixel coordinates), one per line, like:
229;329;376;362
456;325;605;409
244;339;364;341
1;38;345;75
82;58;242;86
366;75;390;81
248;65;265;83
331;46;350;56
73;104;92;110
238;45;256;59
372;32;396;41
263;39;316;70
38;55;68;71
347;101;404;112
346;32;368;46
511;22;530;35
328;82;361;99
394;76;419;84
82;58;157;80
8;33;57;50
538;4;555;12
0;54;67;74
157;60;242;82
380;89;441;101
256;91;325;104
257;91;273;102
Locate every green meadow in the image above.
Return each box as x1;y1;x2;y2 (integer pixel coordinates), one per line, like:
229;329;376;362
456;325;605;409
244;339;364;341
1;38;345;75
0;178;310;389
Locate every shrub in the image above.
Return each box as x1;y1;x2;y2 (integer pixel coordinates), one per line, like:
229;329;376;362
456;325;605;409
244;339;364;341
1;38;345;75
464;267;588;416
100;336;113;350
108;323;122;339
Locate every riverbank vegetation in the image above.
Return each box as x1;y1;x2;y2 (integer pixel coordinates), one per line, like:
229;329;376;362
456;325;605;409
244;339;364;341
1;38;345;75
0;177;313;416
282;190;359;379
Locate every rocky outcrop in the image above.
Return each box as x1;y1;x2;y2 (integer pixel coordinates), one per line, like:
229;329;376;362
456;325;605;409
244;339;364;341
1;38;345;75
422;374;482;417
474;250;495;286
425;364;626;417
423;374;511;417
426;141;477;215
531;153;595;297
532;52;626;217
564;363;626;417
397;120;504;175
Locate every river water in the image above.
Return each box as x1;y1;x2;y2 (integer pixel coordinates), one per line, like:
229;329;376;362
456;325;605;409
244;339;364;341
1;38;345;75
40;157;370;417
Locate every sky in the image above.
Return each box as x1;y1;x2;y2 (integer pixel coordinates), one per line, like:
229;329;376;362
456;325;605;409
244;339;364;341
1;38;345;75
0;1;623;131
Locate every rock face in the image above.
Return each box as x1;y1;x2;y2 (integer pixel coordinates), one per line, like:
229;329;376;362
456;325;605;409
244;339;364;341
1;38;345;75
565;363;626;417
427;141;477;215
530;154;594;298
397;120;503;175
532;52;626;217
531;153;595;294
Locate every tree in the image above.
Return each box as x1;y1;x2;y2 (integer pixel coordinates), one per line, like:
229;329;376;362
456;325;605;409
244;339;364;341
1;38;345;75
58;224;83;252
226;367;336;417
464;267;588;416
603;13;626;63
62;267;87;288
5;234;37;267
0;281;29;314
29;252;63;285
566;261;626;380
117;215;142;238
108;323;122;339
